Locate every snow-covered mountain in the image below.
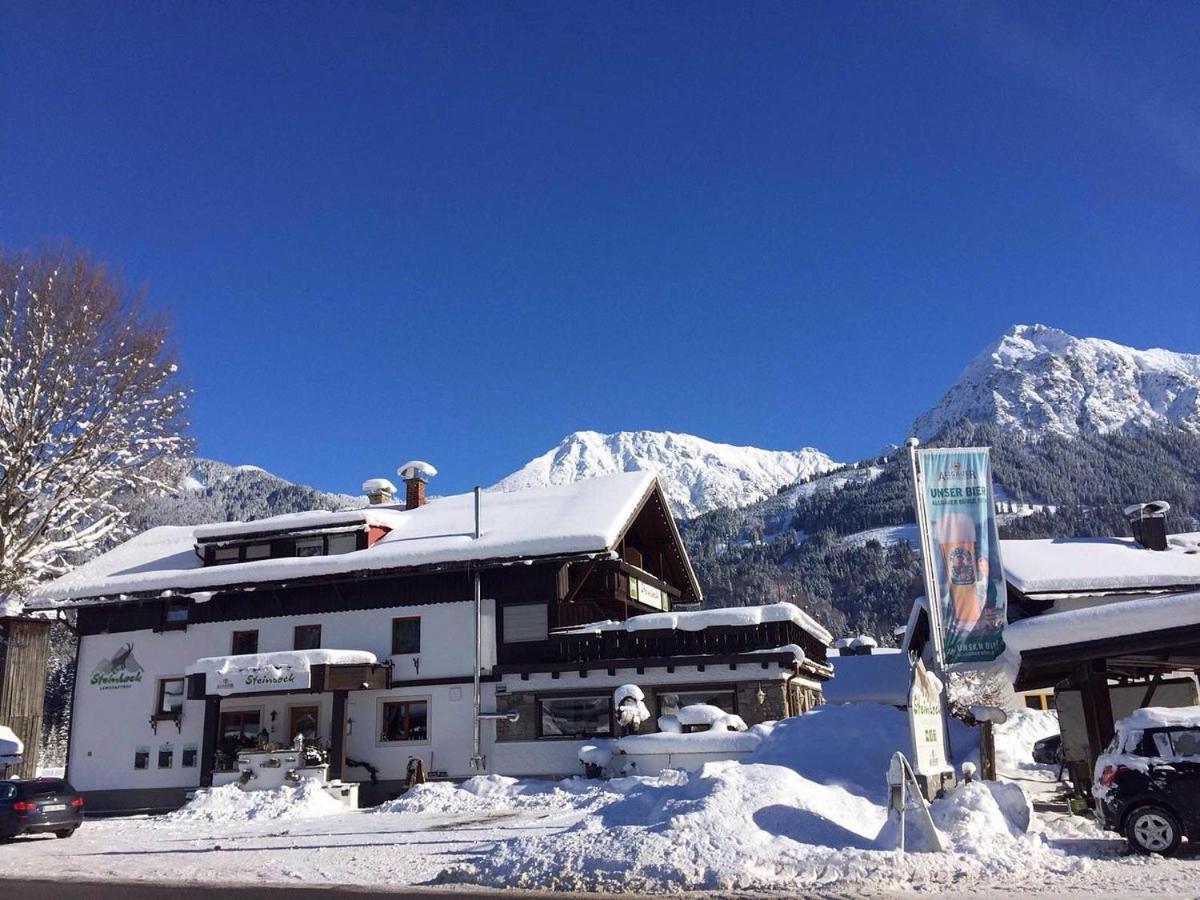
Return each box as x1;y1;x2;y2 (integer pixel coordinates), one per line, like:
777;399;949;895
491;430;839;519
126;458;361;531
912;324;1200;441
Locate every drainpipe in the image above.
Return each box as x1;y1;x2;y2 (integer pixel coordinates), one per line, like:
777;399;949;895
470;487;485;771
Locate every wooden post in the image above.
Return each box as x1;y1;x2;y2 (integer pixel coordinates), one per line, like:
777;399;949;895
980;721;997;781
198;695;221;787
329;690;349;781
1077;659;1115;781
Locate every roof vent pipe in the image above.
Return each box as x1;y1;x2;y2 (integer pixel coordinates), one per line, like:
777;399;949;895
398;461;437;510
362;478;397;506
474;486;481;539
1124;500;1171;551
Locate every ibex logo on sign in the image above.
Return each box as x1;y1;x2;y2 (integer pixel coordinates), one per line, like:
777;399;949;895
90;643;144;690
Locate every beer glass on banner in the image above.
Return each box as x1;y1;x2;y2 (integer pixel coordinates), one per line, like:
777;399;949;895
935;511;987;627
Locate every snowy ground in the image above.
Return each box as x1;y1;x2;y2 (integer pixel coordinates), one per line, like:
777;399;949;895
2;705;1197;896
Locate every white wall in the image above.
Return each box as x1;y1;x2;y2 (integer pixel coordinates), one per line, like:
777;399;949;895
69;598;498;793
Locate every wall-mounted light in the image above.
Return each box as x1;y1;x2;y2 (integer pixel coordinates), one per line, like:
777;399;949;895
756;685;766;705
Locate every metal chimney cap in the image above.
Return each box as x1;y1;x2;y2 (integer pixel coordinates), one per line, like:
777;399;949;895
361;477;397;494
398;460;438;481
1123;500;1171;519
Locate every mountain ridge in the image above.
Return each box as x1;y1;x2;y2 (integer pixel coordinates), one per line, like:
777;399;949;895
912;323;1200;441
489;429;839;519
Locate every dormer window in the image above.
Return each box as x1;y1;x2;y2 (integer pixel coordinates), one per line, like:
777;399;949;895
244;543;271;561
212;546;239;565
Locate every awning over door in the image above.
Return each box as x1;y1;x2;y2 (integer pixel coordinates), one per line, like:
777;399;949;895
185;649;389;698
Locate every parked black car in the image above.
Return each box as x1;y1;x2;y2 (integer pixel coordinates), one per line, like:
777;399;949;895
0;778;84;840
1094;708;1200;856
1032;733;1062;766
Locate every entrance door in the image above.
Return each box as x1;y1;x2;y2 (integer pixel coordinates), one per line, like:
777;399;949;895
288;705;320;743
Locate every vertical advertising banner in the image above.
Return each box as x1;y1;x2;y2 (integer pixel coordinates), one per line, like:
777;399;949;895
916;447;1007;666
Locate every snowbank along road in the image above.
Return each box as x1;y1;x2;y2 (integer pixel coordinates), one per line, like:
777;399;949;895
0;704;1196;896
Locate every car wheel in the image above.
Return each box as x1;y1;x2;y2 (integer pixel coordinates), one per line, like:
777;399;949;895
1125;805;1183;856
54;829;76;839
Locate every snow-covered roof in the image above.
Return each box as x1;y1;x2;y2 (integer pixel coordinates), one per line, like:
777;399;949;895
1002;532;1200;595
1000;589;1200;681
1115;706;1200;732
192;508;406;542
555;601;832;646
28;471;664;608
825;652;912;706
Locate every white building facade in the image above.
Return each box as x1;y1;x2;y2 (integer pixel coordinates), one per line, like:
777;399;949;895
31;472;831;811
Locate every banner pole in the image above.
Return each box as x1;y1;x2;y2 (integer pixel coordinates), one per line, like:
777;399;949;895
907;438;945;674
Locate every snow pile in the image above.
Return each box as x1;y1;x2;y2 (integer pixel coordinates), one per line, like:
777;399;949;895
658;703;747;733
434;704;1053;892
992;707;1059;777
168;781;346;823
376;773;685;817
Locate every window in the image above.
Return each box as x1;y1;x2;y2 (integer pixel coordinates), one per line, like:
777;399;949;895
326;533;358;555
217;710;263;769
161;598;190;629
134;747;150;770
503;604;548;643
244;543;271;561
0;784;15;801
538;695;612;739
295;537;324;558
391;617;421;655
155;677;185;718
231;629;259;655
181;745;198;768
1151;728;1200;759
379;699;429;743
158;746;174;768
294;624;322;651
213;546;240;565
657;687;737;723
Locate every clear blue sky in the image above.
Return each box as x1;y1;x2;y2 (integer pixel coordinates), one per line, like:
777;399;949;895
3;1;1199;495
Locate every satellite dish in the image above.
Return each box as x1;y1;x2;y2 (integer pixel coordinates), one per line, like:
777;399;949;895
398;460;438;481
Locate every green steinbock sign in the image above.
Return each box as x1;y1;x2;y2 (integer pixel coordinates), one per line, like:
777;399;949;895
916;447;1007;666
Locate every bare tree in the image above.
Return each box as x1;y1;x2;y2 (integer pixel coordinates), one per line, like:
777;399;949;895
0;248;191;603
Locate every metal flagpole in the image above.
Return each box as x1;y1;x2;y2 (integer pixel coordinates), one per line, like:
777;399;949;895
907;437;945;673
907;438;954;766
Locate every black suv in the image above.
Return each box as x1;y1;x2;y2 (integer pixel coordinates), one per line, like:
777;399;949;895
1094;708;1200;856
0;778;85;840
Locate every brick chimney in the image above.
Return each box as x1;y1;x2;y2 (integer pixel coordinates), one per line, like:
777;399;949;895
397;460;437;510
405;476;425;510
